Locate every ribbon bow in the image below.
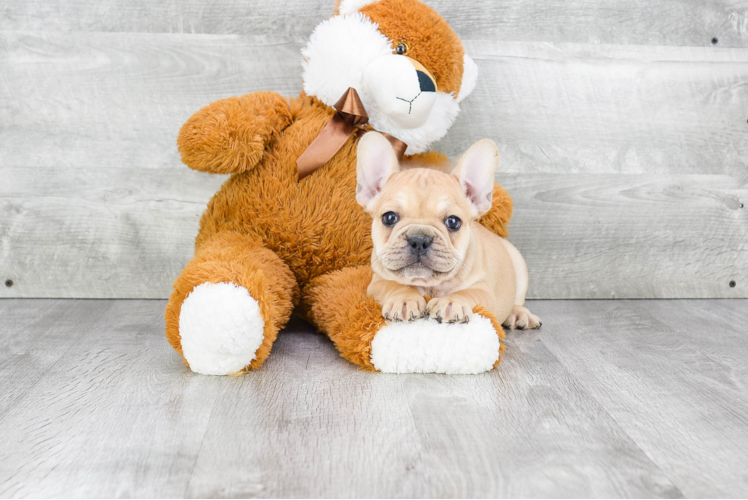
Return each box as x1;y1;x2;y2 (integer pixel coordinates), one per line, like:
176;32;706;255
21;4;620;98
296;87;408;180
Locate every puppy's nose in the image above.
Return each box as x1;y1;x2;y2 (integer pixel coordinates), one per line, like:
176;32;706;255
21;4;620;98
417;70;436;92
407;234;433;256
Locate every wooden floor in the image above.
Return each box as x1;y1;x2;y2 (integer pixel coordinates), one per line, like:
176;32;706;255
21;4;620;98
0;299;747;498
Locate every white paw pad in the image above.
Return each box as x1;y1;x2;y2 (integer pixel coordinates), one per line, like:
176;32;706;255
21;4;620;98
370;315;501;374
179;282;265;375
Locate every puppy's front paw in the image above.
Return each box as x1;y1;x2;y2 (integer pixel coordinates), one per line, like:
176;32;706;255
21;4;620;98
382;294;427;322
503;305;542;330
426;296;474;324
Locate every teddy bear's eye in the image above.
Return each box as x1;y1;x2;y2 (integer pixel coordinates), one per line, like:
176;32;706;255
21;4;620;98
394;42;409;55
382;211;400;227
445;215;462;232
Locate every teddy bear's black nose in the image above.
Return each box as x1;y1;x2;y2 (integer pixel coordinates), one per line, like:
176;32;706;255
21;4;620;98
417;71;436;92
408;234;433;256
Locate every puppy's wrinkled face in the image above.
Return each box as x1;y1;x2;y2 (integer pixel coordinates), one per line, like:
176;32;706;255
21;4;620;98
371;169;471;286
356;132;500;288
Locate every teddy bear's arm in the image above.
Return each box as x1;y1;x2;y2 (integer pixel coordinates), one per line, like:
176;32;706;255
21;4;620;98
177;91;293;174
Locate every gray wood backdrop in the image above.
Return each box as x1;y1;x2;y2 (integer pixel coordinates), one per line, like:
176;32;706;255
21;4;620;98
1;0;746;299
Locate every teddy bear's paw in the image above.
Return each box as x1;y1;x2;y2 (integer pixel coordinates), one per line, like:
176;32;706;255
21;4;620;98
179;281;265;375
502;305;542;331
370;315;500;374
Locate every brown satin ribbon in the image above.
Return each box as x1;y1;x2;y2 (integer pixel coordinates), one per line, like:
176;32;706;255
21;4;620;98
380;131;408;161
296;87;407;180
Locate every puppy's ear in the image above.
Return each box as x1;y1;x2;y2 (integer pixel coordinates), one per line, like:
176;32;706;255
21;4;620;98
452;139;499;218
356;131;400;212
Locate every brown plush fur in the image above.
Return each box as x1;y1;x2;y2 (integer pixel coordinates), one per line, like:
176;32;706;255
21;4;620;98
179;92;294;175
303;266;387;371
166;0;513;372
359;1;465;96
166;89;512;372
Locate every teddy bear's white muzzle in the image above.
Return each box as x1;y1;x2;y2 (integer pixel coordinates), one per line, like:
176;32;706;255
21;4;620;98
363;55;437;129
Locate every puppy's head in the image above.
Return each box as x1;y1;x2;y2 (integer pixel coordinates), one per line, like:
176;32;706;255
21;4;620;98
357;132;499;287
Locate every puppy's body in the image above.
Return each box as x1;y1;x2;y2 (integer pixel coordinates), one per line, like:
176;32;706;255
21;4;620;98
357;133;540;329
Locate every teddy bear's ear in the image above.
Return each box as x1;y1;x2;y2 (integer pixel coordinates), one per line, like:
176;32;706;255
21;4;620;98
456;54;479;103
356;132;400;212
451;138;499;218
335;0;380;15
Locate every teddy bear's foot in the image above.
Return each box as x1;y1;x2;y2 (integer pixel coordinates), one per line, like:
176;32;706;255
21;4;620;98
179;282;265;375
370;316;501;374
165;233;299;375
304;266;505;374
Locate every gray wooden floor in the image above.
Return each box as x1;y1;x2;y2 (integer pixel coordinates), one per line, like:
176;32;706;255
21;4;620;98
0;299;747;498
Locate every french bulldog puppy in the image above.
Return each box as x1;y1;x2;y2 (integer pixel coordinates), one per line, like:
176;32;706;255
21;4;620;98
356;132;541;330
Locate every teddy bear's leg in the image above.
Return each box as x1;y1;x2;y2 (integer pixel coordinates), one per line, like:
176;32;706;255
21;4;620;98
165;233;298;375
303;266;505;374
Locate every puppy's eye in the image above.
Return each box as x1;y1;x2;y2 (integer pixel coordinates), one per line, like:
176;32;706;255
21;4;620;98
382;211;400;227
445;215;462;232
394;42;409;55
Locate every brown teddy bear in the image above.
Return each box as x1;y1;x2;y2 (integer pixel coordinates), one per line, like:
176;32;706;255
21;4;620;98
165;0;514;375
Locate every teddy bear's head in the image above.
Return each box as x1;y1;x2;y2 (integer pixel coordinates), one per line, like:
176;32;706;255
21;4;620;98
302;0;478;155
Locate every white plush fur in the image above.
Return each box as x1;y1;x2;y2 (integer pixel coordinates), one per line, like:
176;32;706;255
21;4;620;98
337;0;380;14
179;282;265;375
301;12;461;155
370;315;501;374
457;54;478;103
302;13;391;107
363;54;438;129
368;91;459;155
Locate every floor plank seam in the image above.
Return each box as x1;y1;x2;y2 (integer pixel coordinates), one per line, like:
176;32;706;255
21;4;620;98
183;383;223;497
535;335;687;498
0;300;108;422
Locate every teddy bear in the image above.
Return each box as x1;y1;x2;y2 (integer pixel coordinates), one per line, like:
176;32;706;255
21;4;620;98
165;0;514;375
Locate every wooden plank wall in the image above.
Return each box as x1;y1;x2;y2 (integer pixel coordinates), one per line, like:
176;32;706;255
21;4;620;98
1;0;746;299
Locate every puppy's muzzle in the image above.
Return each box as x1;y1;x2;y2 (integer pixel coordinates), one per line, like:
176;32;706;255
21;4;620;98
407;234;433;257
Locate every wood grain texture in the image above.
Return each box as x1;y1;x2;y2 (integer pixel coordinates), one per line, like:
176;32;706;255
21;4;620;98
0;299;225;498
0;167;225;298
1;32;746;178
1;169;745;299
508;173;748;299
0;31;302;171
539;299;748;498
2;299;748;497
442;42;748;179
186;321;680;498
1;27;747;300
0;300;109;416
1;0;747;48
394;340;680;498
14;299;746;497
